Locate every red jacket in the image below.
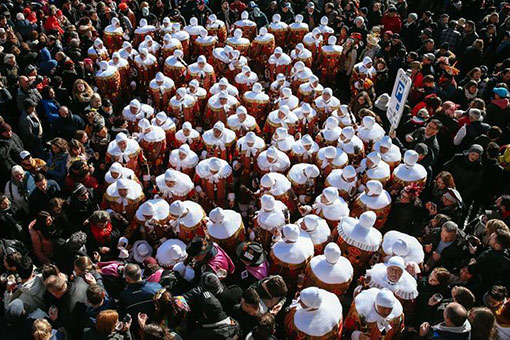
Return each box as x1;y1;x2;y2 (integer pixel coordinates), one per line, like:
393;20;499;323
381;14;402;33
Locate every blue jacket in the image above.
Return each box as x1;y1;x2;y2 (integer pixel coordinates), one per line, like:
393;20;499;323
118;280;161;334
46;152;69;186
42;99;60;124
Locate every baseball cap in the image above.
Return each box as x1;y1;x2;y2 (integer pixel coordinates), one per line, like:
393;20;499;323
20;151;31;159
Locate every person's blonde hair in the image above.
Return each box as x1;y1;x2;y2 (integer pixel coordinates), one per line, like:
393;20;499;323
33;319;52;340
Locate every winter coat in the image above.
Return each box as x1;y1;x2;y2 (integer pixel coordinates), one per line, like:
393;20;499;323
190;317;241;340
423;227;469;273
4;172;35;215
443;153;484;203
46;152;69;186
52;114;85;141
0;133;24;183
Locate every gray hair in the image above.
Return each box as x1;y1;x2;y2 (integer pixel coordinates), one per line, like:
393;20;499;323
124;263;142;282
442;221;458;234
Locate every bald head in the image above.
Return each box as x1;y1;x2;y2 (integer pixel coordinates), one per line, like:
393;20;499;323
19;76;29;89
444;302;468;327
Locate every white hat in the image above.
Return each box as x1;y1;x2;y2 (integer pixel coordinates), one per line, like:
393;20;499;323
116;178;130;190
367;151;381;165
213;121;225;132
246;131;256;143
304;165;319;178
324;146;337;159
130;99;141;109
19;151;31;159
261;194;276;211
155;72;165;82
169;200;185;217
115;132;128;143
197;55;207;63
190;17;198;25
266;146;278;160
387;256;406;270
303;215;319;231
320;16;328;25
326;116;339;129
138;118;150;130
366;180;383;196
110;162;123;175
99;60;108;70
322;187;338;203
164;169;177;181
253;83;263;92
380;136;392;149
300;287;322;310
259;27;268;35
219;91;228;99
260;173;275;188
131;240;153;264
234;28;243;38
156;112;167;122
209;158;222;171
242;65;251;74
176;87;187;97
277;73;285;81
295;14;303;23
376;288;395;308
275;127;288;139
156;239;187;268
391;239;410;257
342;165;356;178
301;134;313;146
219;78;229;86
179;144;190;154
324;243;342;264
283;224;300;242
209;207;226;224
404;150;419;166
341;126;355;139
279;105;290;115
272;14;281;22
328;36;337;45
141;202;155;216
237;106;248;115
362;116;375;128
241;11;249;20
359;211;376;229
189;79;199;88
323;87;333;96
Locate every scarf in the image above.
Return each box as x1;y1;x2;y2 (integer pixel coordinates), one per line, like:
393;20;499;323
90;222;113;245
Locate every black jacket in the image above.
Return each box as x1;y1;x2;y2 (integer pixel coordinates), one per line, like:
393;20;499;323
423;227;469;273
190;317;241;340
443;154;484;203
475;248;510;294
0;133;24;184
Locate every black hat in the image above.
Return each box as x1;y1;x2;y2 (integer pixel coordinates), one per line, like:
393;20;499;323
415;143;429;156
236;241;266;266
440;42;450;50
200;291;227;323
72;183;88;196
201;272;223;295
186;236;213;257
421;28;433;36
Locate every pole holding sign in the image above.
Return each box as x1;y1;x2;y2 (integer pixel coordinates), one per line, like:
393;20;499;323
386;68;412;131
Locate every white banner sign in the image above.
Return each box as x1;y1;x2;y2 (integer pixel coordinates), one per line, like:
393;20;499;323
386;68;412;130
